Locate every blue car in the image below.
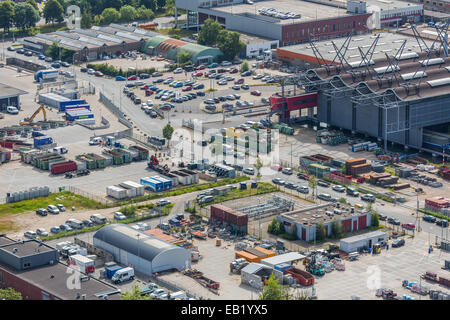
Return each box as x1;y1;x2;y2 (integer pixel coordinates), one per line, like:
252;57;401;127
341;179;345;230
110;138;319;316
172;82;183;88
59;224;73;232
50;226;60;234
38;54;46;60
116;76;126;81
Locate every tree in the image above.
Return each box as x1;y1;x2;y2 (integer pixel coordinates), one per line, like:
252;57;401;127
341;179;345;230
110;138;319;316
140;0;157;11
108;0;123;10
119;5;136;22
0;1;15;32
176;50;191;64
87;0;105;15
80;10;92;28
316;223;326;241
331;220;342;239
240;60;249;73
121;285;152;300
43;0;64;24
371;213;380;228
136;5;154;21
291;224;298;240
0;288;23;300
162;123;174;147
258;274;291;300
46;41;61;60
25;0;39;12
198;18;222;46
308;174;317;199
101;8;120;25
157;0;166;9
267;217;284;235
217;30;244;61
13;3;40;30
254;156;263;179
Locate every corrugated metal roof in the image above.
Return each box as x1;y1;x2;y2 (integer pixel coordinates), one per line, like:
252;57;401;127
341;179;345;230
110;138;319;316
241;263;267;274
260;252;305;266
339;230;387;244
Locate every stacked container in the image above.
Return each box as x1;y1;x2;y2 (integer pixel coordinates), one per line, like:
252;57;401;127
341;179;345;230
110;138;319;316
50;160;77;174
106;185;128;199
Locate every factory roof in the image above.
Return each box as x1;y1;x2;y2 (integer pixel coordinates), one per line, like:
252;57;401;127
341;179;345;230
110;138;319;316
234;31;278;45
211;0;351;24
0;235;16;246
281;203;368;225
241;262;271;275
0;239;54;257
339;230;387;244
94;224;186;262
315;0;422;10
0;83;28;98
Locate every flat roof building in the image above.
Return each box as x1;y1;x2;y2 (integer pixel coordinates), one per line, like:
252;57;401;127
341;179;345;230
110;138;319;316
0;83;28;111
339;230;388;252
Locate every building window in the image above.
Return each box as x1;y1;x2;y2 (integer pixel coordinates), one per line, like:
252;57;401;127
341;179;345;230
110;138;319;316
353;21;356;28
42;292;51;300
0;271;3;283
302;29;305;36
333;24;336;31
23;263;31;269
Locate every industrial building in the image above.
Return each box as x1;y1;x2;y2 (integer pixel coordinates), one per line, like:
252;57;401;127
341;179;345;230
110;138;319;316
0;235;120;300
175;0;372;45
291;30;450;156
93;224;191;277
0;83;28;111
141;35;222;64
339;230;388;252
240;263;283;290
277;203;372;241
237;32;279;59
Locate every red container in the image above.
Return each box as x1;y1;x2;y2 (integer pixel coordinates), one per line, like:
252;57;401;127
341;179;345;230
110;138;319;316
51;161;77;174
0;141;14;148
236;214;248;226
285;267;314;286
439;276;450;288
341;219;352;233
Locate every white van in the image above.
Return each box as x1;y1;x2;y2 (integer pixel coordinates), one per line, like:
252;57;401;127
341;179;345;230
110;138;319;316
6;106;19;114
89;137;102;145
112;267;135;284
170;291;188;300
90;214;107;225
66;219;83;229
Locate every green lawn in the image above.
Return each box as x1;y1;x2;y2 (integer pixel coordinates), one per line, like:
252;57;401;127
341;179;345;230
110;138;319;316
156;27;195;39
0;191;107;217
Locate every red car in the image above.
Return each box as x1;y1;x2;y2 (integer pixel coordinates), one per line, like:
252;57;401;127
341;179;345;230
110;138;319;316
127;75;137;80
230;68;238;74
182;86;192;92
145;90;153;96
140;85;149;90
402;223;415;230
193;72;203;77
160;105;171;110
251;90;261;96
94;71;104;77
234;78;244;84
195;64;206;70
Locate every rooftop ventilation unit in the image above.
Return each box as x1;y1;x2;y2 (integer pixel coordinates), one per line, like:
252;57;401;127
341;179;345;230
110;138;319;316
395;52;419;60
401;71;427;81
374;65;400;74
420;58;445;66
427;77;450;88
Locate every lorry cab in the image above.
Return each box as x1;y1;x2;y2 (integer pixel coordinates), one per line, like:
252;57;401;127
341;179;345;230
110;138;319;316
89;137;102;145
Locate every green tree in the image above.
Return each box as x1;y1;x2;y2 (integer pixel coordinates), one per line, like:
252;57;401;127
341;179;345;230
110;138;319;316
0;288;23;300
13;3;40;30
176;50;191;64
121;285;152;300
162;123;174;147
108;0;123;10
198;18;222;46
43;0;64;24
217;30;244;61
240;60;249;73
268;217;284;235
80;10;92;28
25;0;39;12
371;213;380;228
136;5;154;20
157;0;166;9
316;223;326;241
291;224;298;239
254;156;263;179
331;220;342;239
46;41;61;60
101;7;120;24
119;5;137;22
308;174;317;199
87;0;105;15
0;1;15;32
60;47;75;62
258;274;291;300
140;0;157;11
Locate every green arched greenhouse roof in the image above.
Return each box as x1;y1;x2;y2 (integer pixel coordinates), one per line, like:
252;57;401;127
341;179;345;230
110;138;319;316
142;35;170;52
178;43;222;61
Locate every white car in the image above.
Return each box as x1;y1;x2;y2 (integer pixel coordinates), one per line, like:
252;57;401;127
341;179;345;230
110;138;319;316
157;199;171;206
243;168;255;175
332;185;346;192
36;228;48;237
6;106;19;114
47;205;60;214
173;67;183;74
146;100;154;106
221;61;232;66
87;68;95;75
150;288;167;299
57;204;66;212
114;212;127;220
24;230;37;239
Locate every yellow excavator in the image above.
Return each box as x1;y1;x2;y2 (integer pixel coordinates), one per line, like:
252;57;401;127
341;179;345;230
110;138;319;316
20;105;47;126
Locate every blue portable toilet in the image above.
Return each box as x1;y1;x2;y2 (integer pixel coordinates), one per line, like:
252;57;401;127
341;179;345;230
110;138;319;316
240;182;247;190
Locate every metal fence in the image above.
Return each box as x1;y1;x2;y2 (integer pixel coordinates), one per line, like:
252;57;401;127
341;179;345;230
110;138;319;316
63;186;113;206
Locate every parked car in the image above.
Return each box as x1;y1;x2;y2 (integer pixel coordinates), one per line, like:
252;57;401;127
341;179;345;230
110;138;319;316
24;231;37;239
388;217;401;225
243;168;255;175
80;66;88;72
50;226;61;234
57;204;66;212
392;238;405;247
114;212;127;220
127;75;137;80
282;168;293;175
436;219;449;227
297;186;309;194
59;224;73;232
47;205;60;214
51;62;61;68
157;199;171;206
94;71;104;77
7;46;15;52
401;223;415;230
150;288;167;299
36;208;48;216
361;194;376;202
61;62;70;67
36;228;48;237
81;219;94;228
378;213;387;221
422;215;436;223
251;90;261;96
87;68;95;75
241;84;250;90
24;51;33;56
332;185;346;192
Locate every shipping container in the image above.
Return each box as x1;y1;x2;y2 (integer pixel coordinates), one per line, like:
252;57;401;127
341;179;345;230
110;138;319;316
235;251;261;263
254;246;276;259
107;185;128;199
119;181;145;197
50;160;77;174
106;265;123;279
152;175;172;190
65;109;94;122
285;267;315;286
69;254;95;274
140;177;164;192
274;263;292;273
33;136;53;148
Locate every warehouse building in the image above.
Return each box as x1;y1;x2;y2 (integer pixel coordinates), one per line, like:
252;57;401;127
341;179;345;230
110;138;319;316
0;235;120;300
93;224;191;277
241;263;283;290
175;0;372;46
294;31;450;156
0;83;28;111
339;230;388;253
141;35;222;64
277;203;372;241
237;32;279;59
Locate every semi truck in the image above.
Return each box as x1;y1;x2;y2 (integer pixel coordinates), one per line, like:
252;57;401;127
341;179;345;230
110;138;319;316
69;254;95;274
34;69;58;82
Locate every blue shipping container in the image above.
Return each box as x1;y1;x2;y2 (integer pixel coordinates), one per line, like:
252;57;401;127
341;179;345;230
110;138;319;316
274;263;292;273
152;176;172;190
33;136;53;148
65;104;91;111
59;99;86;112
140;177;164;192
105;265;123;279
32;131;45;138
65;110;94;122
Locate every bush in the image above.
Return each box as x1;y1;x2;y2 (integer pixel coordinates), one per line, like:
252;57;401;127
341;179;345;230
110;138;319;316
268;217;284;235
86;63;156;77
331;220;342;238
371;213;379;228
316;223;326;241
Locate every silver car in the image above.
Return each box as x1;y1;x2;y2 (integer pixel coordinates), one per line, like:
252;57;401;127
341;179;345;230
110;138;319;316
36;228;49;237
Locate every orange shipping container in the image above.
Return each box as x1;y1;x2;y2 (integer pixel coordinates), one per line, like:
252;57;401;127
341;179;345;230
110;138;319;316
255;247;276;259
235;251;261;263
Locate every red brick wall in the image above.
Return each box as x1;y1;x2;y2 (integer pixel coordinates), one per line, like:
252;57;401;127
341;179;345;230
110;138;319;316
0;268;58;300
281;14;371;44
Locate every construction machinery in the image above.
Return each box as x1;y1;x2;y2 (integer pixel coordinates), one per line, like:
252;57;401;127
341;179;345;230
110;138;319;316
147;155;169;174
372;243;382;254
402;280;429;295
20;105;47;126
376;288;398;300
